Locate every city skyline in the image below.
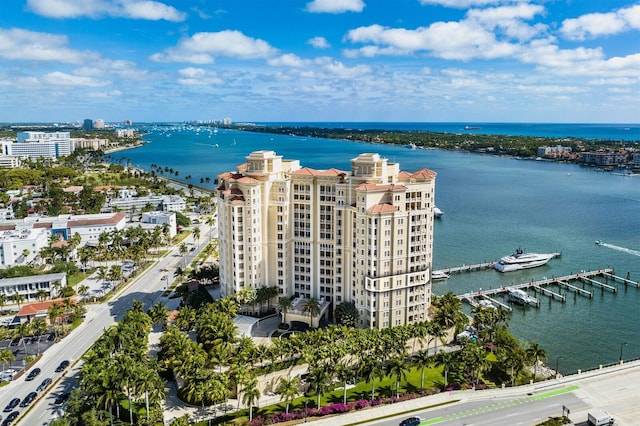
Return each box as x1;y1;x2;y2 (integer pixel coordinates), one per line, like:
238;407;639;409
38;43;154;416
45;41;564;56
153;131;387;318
1;0;639;124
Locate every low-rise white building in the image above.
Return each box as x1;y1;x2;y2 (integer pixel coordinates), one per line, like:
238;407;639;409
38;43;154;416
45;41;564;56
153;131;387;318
0;273;67;304
0;225;49;267
1;212;127;248
108;194;186;213
141;211;177;238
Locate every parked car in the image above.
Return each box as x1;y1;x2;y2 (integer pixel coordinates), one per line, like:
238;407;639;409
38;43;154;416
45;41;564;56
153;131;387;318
2;411;19;425
36;377;52;392
25;368;40;381
3;398;19;412
55;360;70;373
19;391;37;407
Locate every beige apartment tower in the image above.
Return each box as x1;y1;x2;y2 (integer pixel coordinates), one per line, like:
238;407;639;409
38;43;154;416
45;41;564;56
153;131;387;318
217;151;437;329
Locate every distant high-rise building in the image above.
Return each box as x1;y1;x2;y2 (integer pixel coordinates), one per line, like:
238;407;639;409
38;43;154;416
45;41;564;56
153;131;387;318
123;119;133;126
83;119;93;130
217;151;437;329
93;119;105;129
222;117;232;125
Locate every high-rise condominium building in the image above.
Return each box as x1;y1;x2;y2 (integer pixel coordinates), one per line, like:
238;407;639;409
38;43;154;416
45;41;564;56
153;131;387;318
217;151;437;329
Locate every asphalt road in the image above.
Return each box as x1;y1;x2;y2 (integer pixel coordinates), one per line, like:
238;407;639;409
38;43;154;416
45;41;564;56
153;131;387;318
3;221;213;426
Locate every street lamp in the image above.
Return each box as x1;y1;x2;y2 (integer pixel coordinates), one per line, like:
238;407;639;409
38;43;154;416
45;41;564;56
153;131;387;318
304;400;308;423
555;356;563;379
619;342;627;362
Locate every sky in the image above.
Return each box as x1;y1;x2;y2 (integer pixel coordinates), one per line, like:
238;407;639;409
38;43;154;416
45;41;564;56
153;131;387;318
0;0;639;124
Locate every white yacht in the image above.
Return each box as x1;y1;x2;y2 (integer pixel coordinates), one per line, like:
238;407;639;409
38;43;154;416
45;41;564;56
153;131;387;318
507;288;537;305
493;248;557;272
434;206;444;219
431;270;450;281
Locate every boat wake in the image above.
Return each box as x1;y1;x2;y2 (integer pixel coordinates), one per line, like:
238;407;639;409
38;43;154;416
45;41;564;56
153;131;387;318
598;242;640;257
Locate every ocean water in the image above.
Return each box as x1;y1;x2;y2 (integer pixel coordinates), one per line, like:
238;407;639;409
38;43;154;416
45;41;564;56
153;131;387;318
117;124;640;373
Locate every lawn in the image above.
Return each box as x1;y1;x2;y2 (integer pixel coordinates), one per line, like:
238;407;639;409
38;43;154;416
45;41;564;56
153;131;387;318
225;364;446;425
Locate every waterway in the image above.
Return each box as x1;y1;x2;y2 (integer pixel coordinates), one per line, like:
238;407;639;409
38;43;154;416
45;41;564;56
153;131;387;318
115;125;640;374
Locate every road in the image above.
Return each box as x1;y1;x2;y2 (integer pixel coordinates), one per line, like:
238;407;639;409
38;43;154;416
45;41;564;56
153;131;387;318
2;220;214;425
306;359;640;426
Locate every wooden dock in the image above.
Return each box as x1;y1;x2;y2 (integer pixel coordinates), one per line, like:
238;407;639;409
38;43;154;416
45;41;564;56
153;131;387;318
457;268;639;309
434;262;495;275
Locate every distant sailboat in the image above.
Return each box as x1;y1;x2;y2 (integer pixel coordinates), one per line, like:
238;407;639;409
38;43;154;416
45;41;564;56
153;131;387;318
231;139;237;146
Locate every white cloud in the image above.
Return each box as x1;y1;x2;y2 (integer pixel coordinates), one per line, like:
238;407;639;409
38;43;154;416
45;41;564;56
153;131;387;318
418;0;521;8
177;67;223;85
345;22;519;60
560;4;640;40
86;90;122;98
26;0;186;21
306;0;365;13
151;31;277;64
42;71;110;86
308;36;331;49
560;12;625;41
0;28;97;64
268;54;306;67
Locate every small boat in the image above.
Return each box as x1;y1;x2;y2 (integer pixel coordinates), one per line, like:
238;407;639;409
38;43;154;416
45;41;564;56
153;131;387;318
478;299;496;309
434;206;444;219
595;240;604;245
431;270;450;281
493;248;558;272
406;143;417;149
507;288;537;305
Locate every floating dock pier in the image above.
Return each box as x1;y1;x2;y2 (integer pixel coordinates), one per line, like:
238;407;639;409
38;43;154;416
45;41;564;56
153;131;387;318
457;269;639;309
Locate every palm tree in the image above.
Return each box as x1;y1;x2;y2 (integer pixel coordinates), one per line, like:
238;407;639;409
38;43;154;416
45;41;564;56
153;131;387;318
301;298;321;328
11;293;24;309
277;297;293;324
148;301;170;327
96;266;109;293
78;285;89;299
0;294;7;312
241;376;261;421
192;227;201;247
385;356;409;398
434;350;456;388
334;362;353;404
35;289;48;302
359;358;384;401
275;376;300;414
525;342;547;382
412;350;432;392
0;348;16;373
179;243;188;268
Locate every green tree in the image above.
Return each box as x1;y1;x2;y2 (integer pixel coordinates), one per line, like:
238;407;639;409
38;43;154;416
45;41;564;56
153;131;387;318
526;342;547;382
275;376;300;414
301;298;321;328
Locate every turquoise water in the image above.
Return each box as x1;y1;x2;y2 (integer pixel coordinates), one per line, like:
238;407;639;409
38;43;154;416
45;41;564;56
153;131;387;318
117;126;640;373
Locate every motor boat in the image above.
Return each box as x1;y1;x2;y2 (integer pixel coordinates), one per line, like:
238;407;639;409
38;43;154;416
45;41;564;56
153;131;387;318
493;248;557;272
431;270;450;281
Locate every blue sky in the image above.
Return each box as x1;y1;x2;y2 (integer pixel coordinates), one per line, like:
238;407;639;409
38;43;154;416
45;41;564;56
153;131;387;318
1;0;639;123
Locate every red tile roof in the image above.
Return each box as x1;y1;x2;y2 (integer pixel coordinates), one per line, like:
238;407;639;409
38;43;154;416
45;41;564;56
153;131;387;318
67;212;126;227
367;204;397;213
17;298;76;317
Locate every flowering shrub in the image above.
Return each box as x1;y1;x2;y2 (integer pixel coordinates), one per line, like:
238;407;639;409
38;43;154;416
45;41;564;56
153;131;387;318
246;392;436;425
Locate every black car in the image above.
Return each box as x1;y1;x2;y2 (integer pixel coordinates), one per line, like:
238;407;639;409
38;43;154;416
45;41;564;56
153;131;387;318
19;392;37;407
25;368;40;381
54;392;70;405
36;377;52;392
3;399;19;412
55;360;70;373
399;417;421;426
2;411;19;426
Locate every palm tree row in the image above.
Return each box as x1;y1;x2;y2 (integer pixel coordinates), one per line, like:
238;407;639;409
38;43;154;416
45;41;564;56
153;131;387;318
62;301;166;426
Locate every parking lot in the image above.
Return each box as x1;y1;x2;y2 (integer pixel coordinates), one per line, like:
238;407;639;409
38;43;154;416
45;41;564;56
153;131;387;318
0;334;57;380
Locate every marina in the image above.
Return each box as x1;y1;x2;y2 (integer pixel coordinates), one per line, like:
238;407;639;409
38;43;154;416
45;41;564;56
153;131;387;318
123;125;640;373
456;269;640;309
